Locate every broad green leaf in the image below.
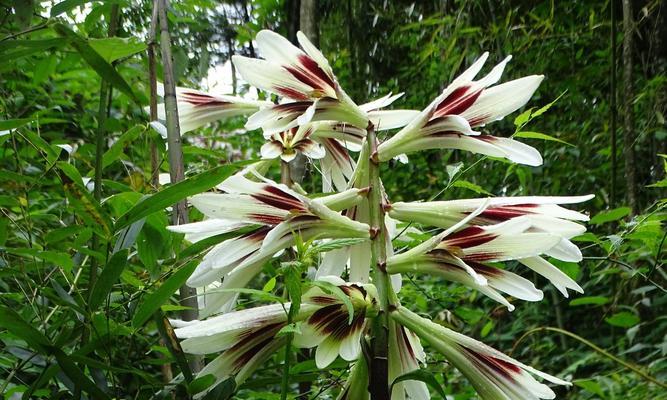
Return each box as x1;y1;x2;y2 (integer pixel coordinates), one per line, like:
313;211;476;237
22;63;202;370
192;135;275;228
513;108;533;127
33;55;57;84
4;248;74;272
49;346;112;400
451;180;493;196
262;277;276;292
574;379;605;397
132;262;198;328
0;306;50;353
569;296;610;306
101;125;146;170
590;207;631;225
0;118;34;131
89;249;129;310
53;23;138;103
391;369;447;398
115;162;249;230
90;37;148;63
514;131;574;147
188;374;217;395
50;0;90;16
605;311;640;328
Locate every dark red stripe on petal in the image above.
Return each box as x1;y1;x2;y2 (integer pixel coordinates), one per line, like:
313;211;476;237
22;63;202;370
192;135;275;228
463;252;502;262
466;261;504;277
180;91;230;106
444;226;497;249
275;86;310;100
435;86;483;117
462;347;522;379
297;54;336;90
247;213;285;225
242;226;272;241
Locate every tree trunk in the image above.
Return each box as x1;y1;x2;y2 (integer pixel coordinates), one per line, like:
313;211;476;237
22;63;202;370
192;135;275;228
286;0;301;44
610;0;618;206
288;0;319;185
157;0;202;374
622;0;639;214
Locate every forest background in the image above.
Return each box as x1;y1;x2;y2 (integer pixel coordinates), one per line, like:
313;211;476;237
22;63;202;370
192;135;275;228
0;0;666;399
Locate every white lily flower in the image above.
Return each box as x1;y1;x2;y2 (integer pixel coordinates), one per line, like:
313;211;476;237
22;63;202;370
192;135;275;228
233;30;368;131
389;195;593;296
392;306;571;400
153;84;271;133
377;53;544;166
388;319;429;400
387;218;563;310
174;277;378;397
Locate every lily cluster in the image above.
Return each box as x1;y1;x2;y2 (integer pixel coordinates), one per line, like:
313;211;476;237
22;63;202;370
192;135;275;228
158;29;593;399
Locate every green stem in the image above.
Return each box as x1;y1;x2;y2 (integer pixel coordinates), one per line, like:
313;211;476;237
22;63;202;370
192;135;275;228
367;123;392;399
511;326;667;389
280;158;294;400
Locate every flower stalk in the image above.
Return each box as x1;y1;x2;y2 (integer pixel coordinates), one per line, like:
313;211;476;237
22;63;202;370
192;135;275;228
367;122;391;399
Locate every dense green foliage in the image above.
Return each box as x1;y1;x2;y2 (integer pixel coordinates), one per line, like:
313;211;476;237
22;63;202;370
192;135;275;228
0;0;665;399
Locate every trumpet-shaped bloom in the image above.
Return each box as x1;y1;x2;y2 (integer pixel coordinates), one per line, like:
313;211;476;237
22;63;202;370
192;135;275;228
260;124;326;162
387;218;564;310
392;306;570;400
377;53;544;165
174;277;378;397
389;319;429;400
388;195;593;296
153;84;271;133
233;30;368;132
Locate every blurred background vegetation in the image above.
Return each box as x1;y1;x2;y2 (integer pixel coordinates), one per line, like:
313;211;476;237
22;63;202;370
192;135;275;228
0;0;665;399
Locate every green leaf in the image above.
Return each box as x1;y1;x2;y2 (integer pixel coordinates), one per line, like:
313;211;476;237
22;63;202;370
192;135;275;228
0;119;34;131
101;125;146;170
49;346;112;400
50;0;90;17
513;108;533;127
115;162;249;231
132;262;198;328
89;37;148;63
569;296;610;306
307;238;367;255
89;249;129;310
451;180;493;196
590;207;631;225
574;379;605;397
52;23;138;103
4;248;74;272
0;306;50;353
262;277;276;292
391;369;446;398
188;374;217;395
605;311;640;328
480;320;494;338
514;131;575;147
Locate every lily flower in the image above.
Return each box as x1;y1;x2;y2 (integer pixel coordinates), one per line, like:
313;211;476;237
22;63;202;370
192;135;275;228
168;173;369;315
389;319;429;400
388;195;593;296
173;277;378;398
376;53;544;166
233;30;368;132
386;218;563;311
293;276;379;368
391;306;571;400
260;124;326;162
153;84;272;133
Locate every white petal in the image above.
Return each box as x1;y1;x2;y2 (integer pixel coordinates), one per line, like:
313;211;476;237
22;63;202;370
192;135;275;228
462;75;544;127
315;336;341;368
232;55;311;100
519;256;583;296
369;110;421;131
360;92;404;112
260;141;283;159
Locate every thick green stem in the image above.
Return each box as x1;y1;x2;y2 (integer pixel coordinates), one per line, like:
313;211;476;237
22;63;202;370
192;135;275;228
157;0;201;374
367;123;391;399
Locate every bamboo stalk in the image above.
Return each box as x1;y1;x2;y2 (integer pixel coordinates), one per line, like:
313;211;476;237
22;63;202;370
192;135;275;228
157;0;202;374
148;0;160;189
